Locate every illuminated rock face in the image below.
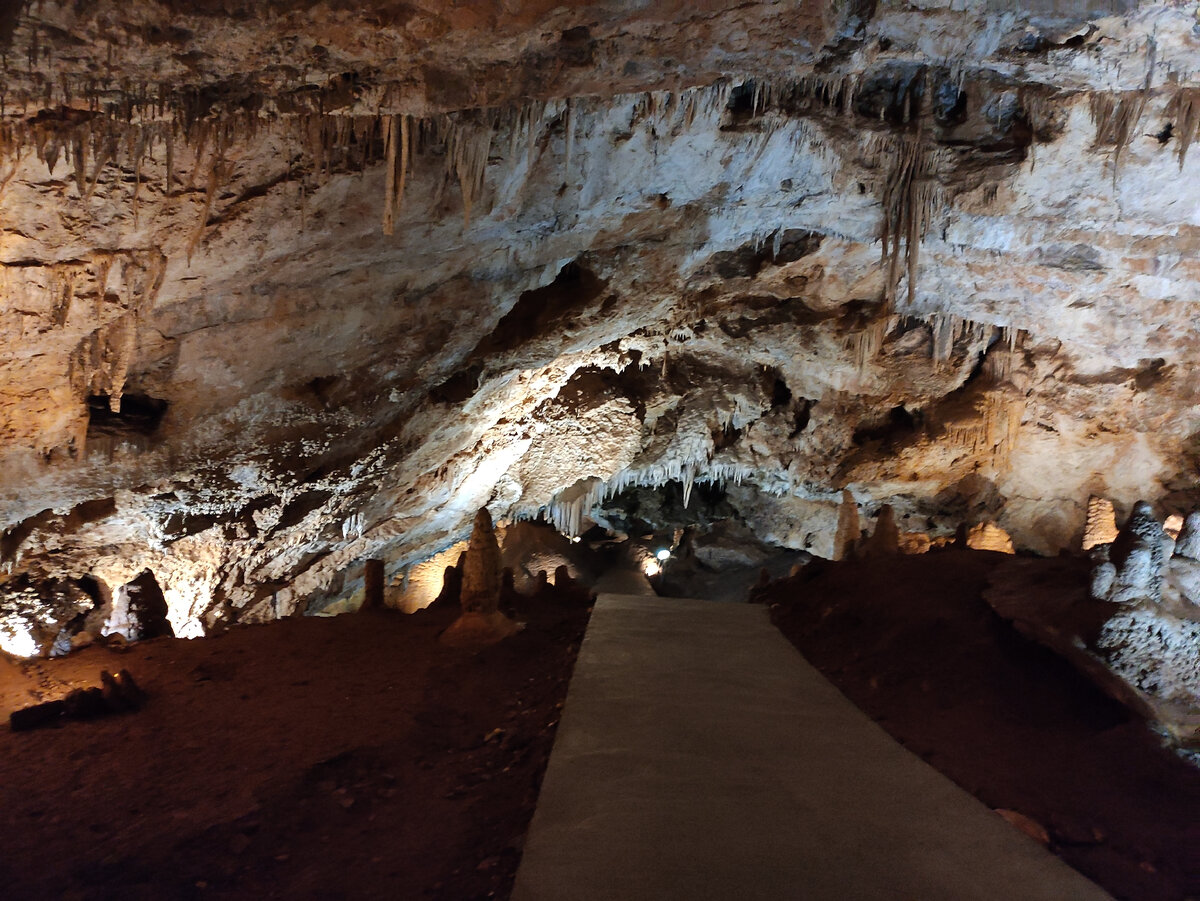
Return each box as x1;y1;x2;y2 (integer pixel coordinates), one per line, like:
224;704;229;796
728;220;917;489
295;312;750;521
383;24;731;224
3;2;1200;644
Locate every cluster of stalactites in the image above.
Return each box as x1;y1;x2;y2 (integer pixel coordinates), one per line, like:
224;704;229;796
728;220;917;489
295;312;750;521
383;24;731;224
0;67;952;259
1087;82;1200;176
538;458;761;538
847;311;1026;394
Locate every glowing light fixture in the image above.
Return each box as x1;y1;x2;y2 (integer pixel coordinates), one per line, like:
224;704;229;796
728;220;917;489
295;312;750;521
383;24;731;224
655;548;671;561
643;559;661;577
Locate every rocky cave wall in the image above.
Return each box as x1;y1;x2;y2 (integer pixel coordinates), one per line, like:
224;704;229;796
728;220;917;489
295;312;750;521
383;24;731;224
3;0;1200;648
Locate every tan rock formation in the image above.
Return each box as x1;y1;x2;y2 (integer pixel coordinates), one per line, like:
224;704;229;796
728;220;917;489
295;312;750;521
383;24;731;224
441;508;518;648
459;508;502;615
1082;496;1119;551
898;533;932;555
965;523;1016;555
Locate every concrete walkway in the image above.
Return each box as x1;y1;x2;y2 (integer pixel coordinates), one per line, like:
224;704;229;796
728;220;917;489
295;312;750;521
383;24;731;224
512;593;1113;901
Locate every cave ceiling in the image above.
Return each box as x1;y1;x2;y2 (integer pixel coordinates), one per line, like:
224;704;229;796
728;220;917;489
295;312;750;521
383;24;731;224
1;0;1199;637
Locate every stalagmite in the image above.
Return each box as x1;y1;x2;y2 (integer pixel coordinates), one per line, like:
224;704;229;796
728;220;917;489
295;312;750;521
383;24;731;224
1165;510;1200;608
460;507;502;615
1173;512;1200;561
859;504;900;558
834;490;860;561
362;558;384;611
1092;501;1165;606
441;508;519;647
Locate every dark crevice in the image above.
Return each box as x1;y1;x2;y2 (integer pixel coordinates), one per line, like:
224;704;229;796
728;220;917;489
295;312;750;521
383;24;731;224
475;261;606;358
86;394;169;444
122;570;174;640
428;261;606;407
853;404;922;447
790;399;813;438
770;377;792;409
706;230;823;280
428;364;482;405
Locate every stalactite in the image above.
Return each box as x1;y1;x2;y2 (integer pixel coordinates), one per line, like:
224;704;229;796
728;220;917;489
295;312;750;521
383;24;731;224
131;127;145;226
564;97;575;181
399;113;410;215
982;326;1026;384
445;116;493;227
186;130;228;263
926;312;993;366
1089;90;1148;182
938;394;1023;472
1168;88;1200;168
164;127;174;197
846;317;891;377
868;132;941;307
382;114;398;236
537;455;760;537
1022;91;1053;172
71;132;85;196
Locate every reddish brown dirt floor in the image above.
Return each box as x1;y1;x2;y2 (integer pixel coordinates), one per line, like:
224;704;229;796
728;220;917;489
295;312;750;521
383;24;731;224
765;549;1200;901
0;592;589;901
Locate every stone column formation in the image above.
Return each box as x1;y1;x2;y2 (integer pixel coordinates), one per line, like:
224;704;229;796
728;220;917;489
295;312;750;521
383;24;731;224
460;508;502;615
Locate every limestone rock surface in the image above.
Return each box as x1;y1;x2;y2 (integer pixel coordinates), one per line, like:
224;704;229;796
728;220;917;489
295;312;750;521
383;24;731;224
3;2;1200;645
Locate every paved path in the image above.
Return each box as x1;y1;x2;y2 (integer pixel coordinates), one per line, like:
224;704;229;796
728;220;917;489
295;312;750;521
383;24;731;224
512;593;1113;901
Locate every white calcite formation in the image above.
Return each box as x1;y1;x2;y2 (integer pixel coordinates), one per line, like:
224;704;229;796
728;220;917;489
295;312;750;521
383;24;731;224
1087;501;1200;742
4;2;1200;650
1091;501;1166;606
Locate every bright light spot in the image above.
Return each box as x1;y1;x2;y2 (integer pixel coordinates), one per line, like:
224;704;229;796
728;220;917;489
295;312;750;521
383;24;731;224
176;619;206;639
643;559;661;577
571;536;582;544
0;626;38;658
655;548;671;561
